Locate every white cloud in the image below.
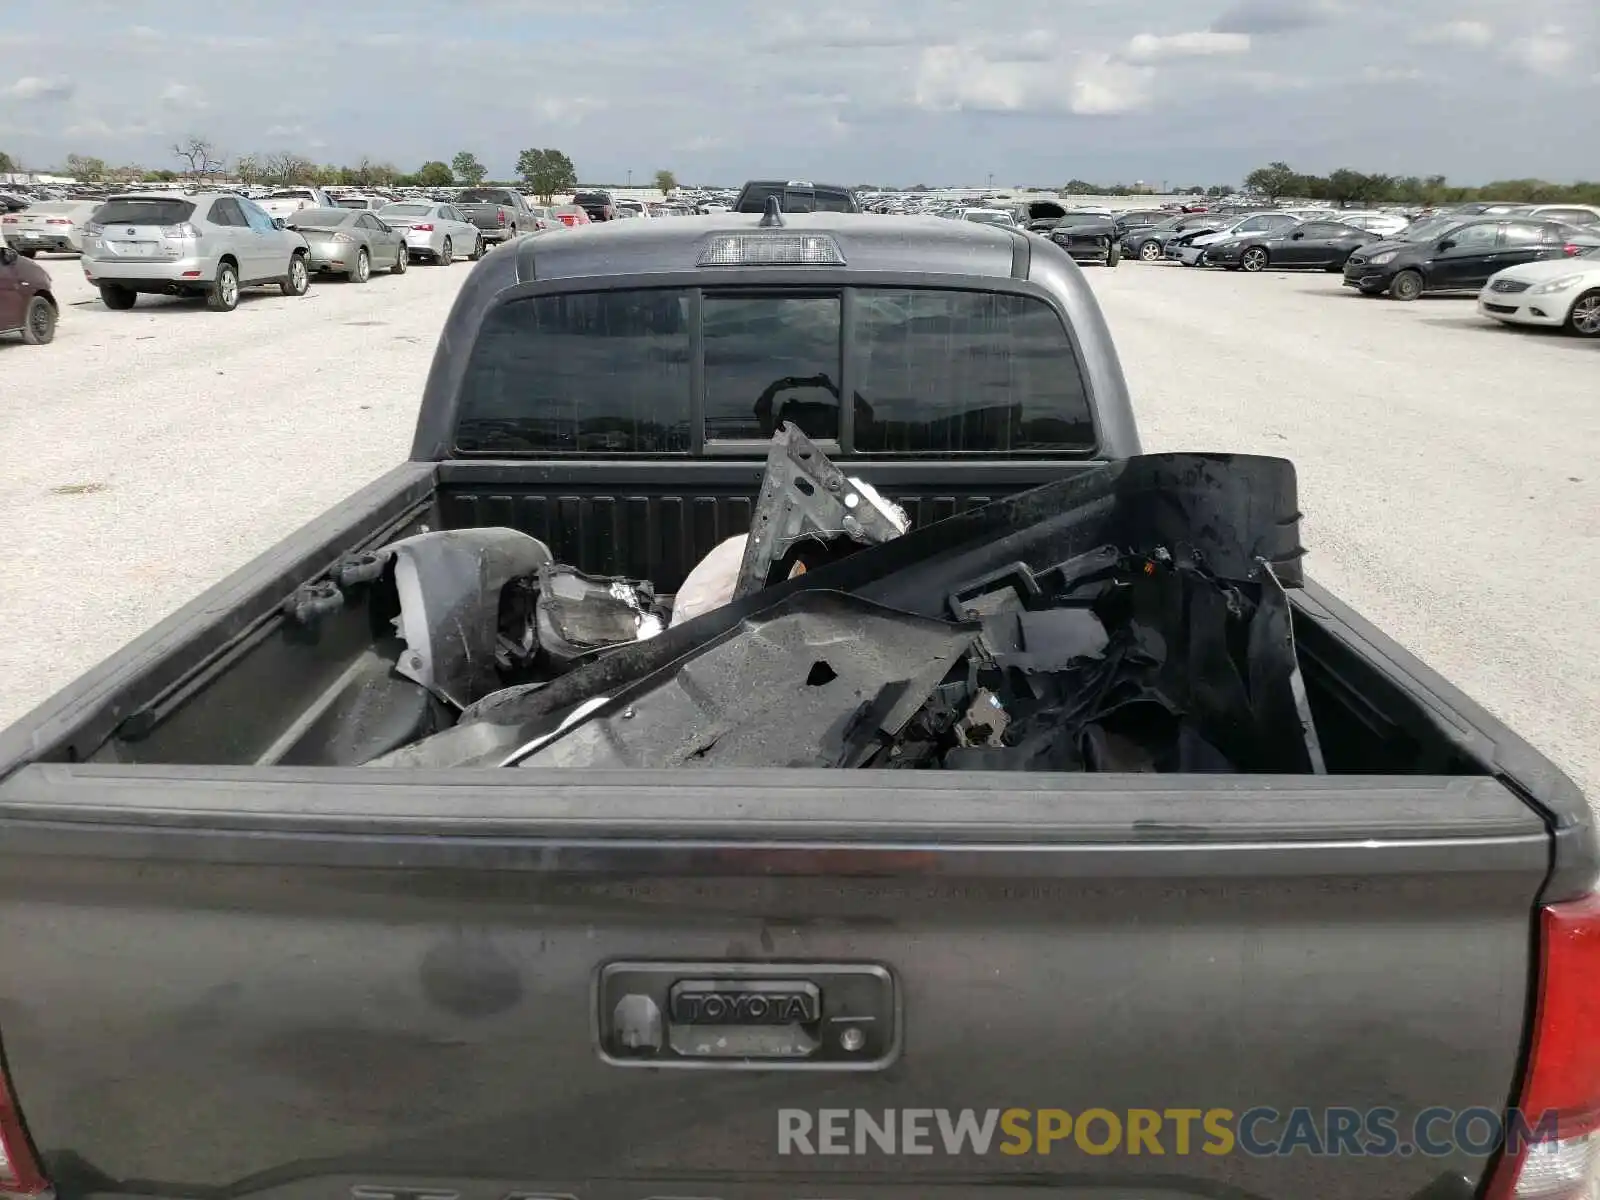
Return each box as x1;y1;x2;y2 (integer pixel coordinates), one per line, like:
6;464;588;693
197;35;274;50
913;47;1038;111
1226;69;1315;92
1122;30;1252;63
678;134;726;152
910;40;1154;116
1069;55;1156;115
983;29;1060;63
5;75;76;101
1412;20;1494;48
532;96;606;122
61;116;158;139
64;117;114;139
160;83;208;110
127;25;164;41
1506;25;1572;74
1362;65;1425;82
264;123;305;138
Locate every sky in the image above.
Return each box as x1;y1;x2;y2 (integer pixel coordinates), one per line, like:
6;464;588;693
1;0;1596;186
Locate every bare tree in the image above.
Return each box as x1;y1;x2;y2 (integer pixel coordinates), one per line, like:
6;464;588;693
262;150;315;185
234;154;262;187
172;135;223;181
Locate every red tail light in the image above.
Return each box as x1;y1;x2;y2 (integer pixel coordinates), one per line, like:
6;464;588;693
0;1053;48;1197
46;219;71;226
1564;245;1581;257
1485;891;1600;1200
0;217;16;224
498;209;507;225
412;223;433;232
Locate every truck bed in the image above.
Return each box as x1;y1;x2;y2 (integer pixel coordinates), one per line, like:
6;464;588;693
0;458;1554;785
0;457;1588;1200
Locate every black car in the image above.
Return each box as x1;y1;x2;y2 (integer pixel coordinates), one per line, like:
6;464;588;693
1127;216;1225;262
1113;209;1172;239
1204;220;1379;272
1343;217;1595;300
733;181;859;214
1043;212;1120;266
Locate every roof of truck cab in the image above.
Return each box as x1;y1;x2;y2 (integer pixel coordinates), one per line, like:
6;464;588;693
511;212;1023;282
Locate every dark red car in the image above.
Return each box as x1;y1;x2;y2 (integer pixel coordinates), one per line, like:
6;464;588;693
0;244;57;344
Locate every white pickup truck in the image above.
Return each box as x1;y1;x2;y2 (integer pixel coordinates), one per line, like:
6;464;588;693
255;186;334;220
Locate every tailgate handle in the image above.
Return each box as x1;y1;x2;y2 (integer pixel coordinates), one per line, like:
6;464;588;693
597;962;898;1071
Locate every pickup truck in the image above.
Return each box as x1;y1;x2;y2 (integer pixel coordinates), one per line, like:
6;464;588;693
256;186;336;220
455;187;538;245
734;179;860;213
0;212;1595;1200
570;189;616;221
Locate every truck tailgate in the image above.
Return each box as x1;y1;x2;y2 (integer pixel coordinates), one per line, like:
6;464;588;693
0;764;1547;1200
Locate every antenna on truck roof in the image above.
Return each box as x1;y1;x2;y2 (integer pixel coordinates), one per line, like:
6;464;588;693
759;195;785;227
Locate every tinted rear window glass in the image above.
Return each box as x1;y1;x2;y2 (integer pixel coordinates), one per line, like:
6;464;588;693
737;186;854;213
455;291;692;453
92;198;196;226
454;287;1094;455
382;204;430;216
288;208;351;226
852;290;1093;454
704;296;840;441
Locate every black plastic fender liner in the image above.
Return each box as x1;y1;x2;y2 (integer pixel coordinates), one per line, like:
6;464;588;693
438;452;1304;748
514;590;978;770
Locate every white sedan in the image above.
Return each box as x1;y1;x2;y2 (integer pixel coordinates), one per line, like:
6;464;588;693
374;201;483;265
1478;249;1600;338
961;208;1017;227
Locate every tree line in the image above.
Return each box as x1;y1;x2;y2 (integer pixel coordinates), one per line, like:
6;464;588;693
2;138;682;201
1242;161;1600;207
11;141;1595;208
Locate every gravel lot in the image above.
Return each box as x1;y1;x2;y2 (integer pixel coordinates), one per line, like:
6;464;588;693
2;251;1596;803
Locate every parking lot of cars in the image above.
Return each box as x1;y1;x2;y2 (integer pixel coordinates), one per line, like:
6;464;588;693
1;191;1597;805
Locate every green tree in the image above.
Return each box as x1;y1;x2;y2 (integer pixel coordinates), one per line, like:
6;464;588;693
653;168;678;193
515;147;578;202
415;160;454;187
234;154;261;186
1244;161;1300;203
0;150;15;174
451;151;487;185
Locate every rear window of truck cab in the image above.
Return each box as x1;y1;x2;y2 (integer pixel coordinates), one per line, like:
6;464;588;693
452;287;1097;456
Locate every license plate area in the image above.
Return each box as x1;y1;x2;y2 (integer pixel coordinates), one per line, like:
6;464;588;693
112;241;157;257
597;961;898;1071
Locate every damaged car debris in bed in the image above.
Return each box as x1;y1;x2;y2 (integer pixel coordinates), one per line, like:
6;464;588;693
0;206;1593;1200
354;427;1322;774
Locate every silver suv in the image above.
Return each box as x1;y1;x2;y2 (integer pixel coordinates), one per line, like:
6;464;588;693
81;192;311;312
